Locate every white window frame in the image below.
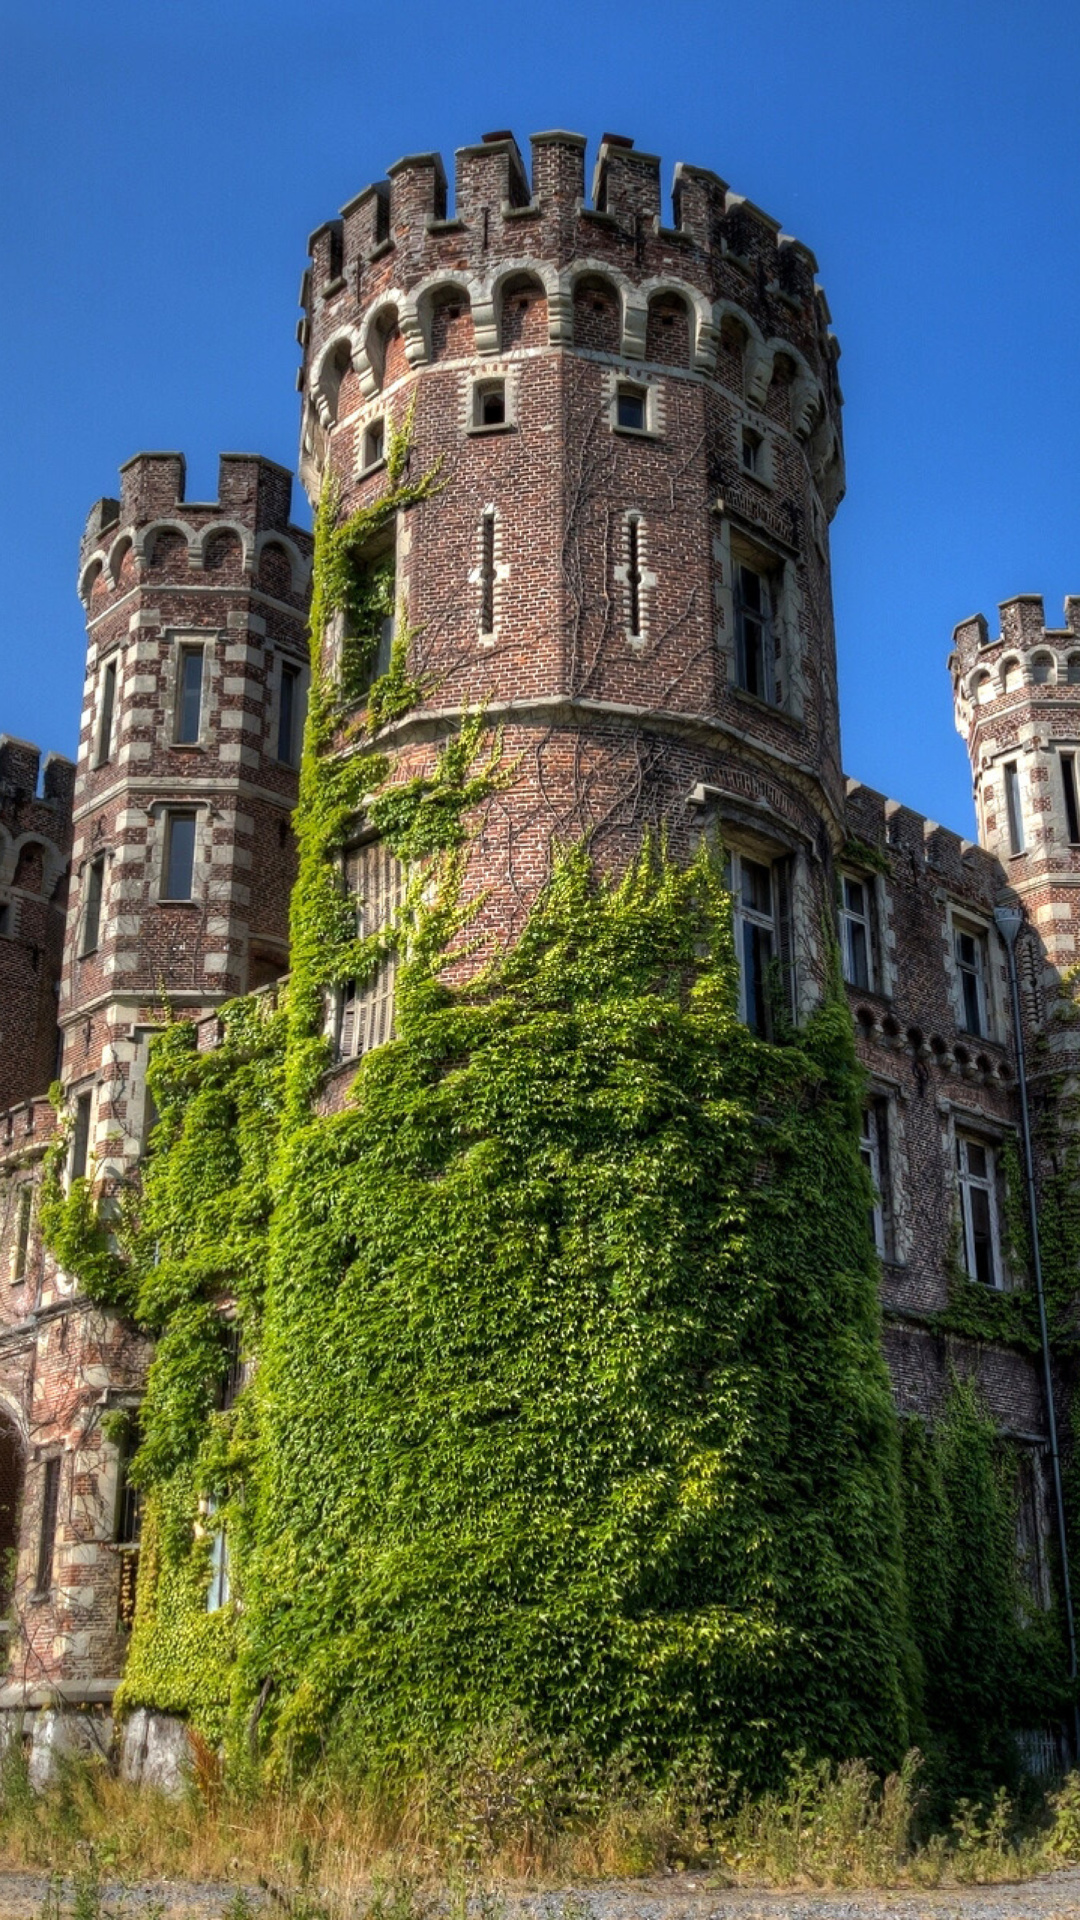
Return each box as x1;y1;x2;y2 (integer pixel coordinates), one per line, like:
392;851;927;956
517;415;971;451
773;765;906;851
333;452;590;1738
956;1130;1003;1289
953;918;990;1039
840;872;875;991
728;849;778;1034
93;655;119;768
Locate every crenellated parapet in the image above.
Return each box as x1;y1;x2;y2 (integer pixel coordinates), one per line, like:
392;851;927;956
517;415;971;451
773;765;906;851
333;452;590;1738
297;129;844;514
78;453;311;611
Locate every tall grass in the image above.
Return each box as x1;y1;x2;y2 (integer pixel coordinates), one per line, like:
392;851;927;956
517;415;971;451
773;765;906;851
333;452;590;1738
3;1733;1080;1908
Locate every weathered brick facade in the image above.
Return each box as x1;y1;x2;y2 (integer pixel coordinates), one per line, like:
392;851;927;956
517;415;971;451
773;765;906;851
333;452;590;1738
0;128;1074;1776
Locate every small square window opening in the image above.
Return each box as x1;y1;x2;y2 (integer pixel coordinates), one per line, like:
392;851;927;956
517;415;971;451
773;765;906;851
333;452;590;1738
474;381;506;428
616;385;647;432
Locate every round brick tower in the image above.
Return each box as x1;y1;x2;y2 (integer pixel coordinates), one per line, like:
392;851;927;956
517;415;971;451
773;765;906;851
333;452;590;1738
298;130;848;1028
66;452;312;1186
952;597;1080;1077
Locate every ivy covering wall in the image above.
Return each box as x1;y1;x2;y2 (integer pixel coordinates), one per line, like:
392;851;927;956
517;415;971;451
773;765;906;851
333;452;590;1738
38;412;1075;1796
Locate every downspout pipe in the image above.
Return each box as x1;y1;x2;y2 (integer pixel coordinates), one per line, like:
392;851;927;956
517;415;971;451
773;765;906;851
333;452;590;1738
994;901;1080;1761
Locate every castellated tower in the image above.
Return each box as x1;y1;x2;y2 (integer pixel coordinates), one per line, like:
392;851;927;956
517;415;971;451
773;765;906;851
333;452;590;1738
67;452;311;1183
952;597;1080;1064
0;454;309;1771
0;737;74;1111
299;131;847;1027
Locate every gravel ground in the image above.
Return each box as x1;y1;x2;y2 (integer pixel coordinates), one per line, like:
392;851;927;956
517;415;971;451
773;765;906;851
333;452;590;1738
2;1870;1080;1920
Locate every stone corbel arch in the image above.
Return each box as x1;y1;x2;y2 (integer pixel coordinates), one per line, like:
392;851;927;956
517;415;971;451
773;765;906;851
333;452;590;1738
564;259;645;360
637;275;717;371
78;552;108;605
107;531;136;586
133;519;198;569
254;530;311;595
311;326;363;427
411;271;479;360
713;299;769;404
9;831;66;898
194;520;255;573
479;259;562;355
762;338;826;442
355;293;420;398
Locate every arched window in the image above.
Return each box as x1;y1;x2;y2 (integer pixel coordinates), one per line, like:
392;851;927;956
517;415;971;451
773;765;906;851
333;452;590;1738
1031;651;1055;684
972;670;993;706
204;530;244;577
1003;657;1023;693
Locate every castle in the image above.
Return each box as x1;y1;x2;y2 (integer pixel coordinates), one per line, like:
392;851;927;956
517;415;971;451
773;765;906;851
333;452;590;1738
1;128;1078;1787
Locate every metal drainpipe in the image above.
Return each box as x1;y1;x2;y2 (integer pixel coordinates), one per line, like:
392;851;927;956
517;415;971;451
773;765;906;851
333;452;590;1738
994;901;1080;1760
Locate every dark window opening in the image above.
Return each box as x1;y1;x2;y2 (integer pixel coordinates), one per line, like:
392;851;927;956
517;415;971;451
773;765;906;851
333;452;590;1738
34;1456;61;1596
476;382;506;427
362;420;385;469
278;663;301;766
957;1134;999;1287
70;1092;92;1183
217;1321;245;1412
114;1432;142;1547
13;1186;32;1281
955;927;987;1037
479;514;496;636
741;429;762;474
96;660;117;767
341;552;396;704
1062;754;1080;845
626;517;643;639
176;646;204;745
616;385;646;431
81;855;105;956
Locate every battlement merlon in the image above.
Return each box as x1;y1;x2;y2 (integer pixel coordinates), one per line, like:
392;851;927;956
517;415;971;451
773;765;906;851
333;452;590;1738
108;452;302;537
951;597;1080;676
302;128;838;381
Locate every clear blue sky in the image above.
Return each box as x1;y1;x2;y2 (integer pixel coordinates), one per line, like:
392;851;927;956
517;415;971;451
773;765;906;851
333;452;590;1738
3;0;1078;837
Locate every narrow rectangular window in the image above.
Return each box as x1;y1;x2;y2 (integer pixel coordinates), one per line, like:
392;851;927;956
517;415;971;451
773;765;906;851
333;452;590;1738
163;811;196;900
335;841;404;1061
175;646;204;745
730;853;776;1036
70;1091;92;1183
216;1321;245;1412
277;663;301;765
955;925;987;1037
734;564;777;705
741;429;762;474
81;854;105;956
957;1134;1000;1288
95;660;117;767
114;1435;142;1547
1062;754;1080;845
626;516;642;639
841;875;873;990
206;1501;230;1612
13;1185;32;1281
1004;761;1025;854
480;513;496;637
859;1102;891;1256
34;1456;61;1596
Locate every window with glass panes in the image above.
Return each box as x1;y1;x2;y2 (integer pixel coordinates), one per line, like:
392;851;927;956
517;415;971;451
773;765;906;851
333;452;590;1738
734;563;778;704
954;922;989;1036
206;1497;230;1611
95;658;117;767
175;645;205;744
956;1133;1001;1288
163;811;197;900
859;1101;890;1256
841;874;874;989
277;662;301;765
336;841;405;1061
728;851;788;1036
81;854;105;955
